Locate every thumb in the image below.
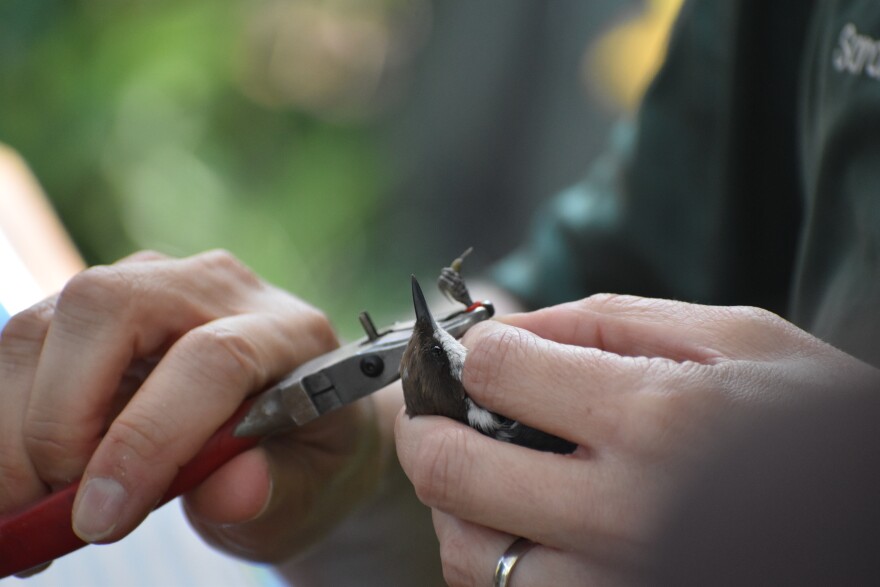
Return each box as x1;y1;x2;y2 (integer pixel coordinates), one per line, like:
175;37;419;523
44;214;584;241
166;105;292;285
183;401;383;562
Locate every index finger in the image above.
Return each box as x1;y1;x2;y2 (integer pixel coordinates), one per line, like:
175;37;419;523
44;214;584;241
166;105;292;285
497;294;819;365
0;297;56;512
460;319;715;450
73;307;334;543
24;252;266;486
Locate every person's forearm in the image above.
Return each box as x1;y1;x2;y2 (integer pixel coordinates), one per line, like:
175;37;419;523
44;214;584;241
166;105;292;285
0;145;84;294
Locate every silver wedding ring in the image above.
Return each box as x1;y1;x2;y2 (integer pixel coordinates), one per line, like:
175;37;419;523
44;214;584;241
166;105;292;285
493;537;536;587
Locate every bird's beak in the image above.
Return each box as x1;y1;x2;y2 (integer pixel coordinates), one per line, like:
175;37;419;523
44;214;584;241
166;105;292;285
411;275;437;329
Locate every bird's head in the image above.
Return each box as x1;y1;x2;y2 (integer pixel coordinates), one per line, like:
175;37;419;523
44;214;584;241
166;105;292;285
400;276;469;422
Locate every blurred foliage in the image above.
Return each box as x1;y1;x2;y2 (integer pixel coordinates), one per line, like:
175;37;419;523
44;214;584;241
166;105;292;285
0;0;429;338
0;0;673;338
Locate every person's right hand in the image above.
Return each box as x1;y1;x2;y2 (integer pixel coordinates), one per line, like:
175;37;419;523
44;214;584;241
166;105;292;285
0;250;387;563
395;294;880;586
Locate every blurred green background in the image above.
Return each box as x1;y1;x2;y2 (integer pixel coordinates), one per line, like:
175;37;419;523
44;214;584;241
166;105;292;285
0;0;635;339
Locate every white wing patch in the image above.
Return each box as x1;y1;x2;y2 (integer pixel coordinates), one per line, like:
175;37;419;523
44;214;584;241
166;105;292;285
434;324;494;431
434;326;467;381
495;420;519;443
466;398;499;433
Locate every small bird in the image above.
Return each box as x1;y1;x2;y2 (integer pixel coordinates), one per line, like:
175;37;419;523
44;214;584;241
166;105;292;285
401;276;577;454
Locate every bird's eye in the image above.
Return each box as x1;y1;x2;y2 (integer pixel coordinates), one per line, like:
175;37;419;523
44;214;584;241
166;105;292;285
431;345;443;358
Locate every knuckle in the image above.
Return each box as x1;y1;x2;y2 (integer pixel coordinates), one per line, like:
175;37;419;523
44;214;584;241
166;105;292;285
717;305;798;341
0;455;40;507
194;249;261;288
103;411;173;470
581;292;634;310
57;265;133;317
179;326;266;393
24;417;92;484
0;298;54;348
716;305;807;355
410;426;470;509
714;306;789;335
295;304;338;355
724;304;782;327
581;293;691;324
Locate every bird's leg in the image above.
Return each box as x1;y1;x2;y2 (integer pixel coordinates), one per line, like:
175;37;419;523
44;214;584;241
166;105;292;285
437;247;474;307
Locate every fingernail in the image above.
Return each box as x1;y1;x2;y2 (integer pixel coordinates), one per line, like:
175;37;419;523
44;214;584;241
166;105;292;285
253;476;273;522
73;477;126;542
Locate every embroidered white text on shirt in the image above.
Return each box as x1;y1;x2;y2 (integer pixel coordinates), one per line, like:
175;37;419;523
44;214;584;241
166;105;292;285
833;23;880;80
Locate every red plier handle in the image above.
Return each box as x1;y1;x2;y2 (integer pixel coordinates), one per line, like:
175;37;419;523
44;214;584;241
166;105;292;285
0;398;259;579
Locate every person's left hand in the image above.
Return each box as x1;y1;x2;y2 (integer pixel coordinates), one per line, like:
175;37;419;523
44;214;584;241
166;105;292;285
395;294;880;586
0;250;386;566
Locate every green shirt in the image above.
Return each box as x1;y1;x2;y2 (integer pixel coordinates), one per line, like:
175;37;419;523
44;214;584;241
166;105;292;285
494;0;880;366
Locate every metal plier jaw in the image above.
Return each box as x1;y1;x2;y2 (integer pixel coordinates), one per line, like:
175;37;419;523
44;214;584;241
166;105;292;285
235;301;495;438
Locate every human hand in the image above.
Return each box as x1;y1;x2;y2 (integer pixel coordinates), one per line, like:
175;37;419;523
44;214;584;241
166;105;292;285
395;294;880;586
0;250;386;563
